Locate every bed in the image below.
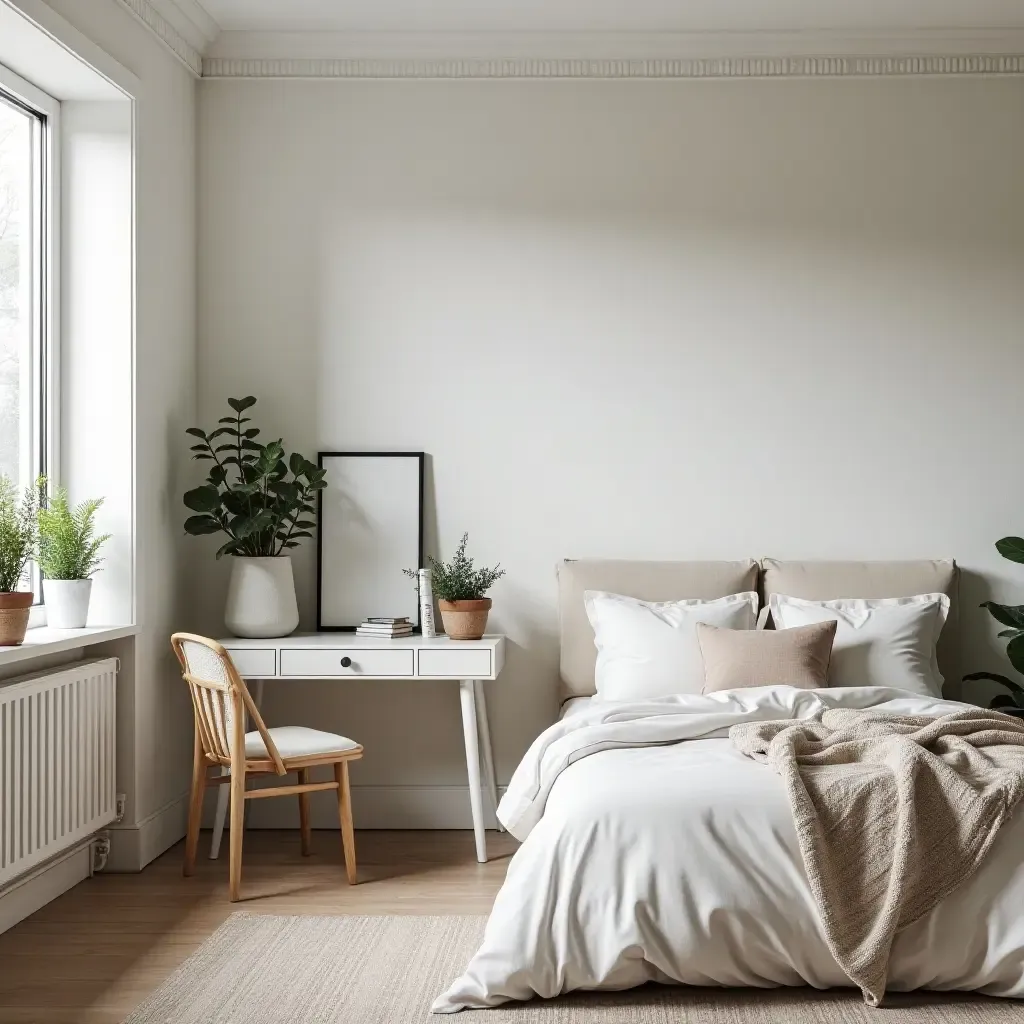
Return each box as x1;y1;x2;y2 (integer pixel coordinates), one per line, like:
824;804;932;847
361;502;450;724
433;558;1024;1012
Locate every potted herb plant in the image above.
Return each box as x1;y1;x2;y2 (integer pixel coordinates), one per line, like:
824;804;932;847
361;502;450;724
964;535;1024;719
405;533;505;640
0;475;39;646
183;396;326;638
37;483;111;629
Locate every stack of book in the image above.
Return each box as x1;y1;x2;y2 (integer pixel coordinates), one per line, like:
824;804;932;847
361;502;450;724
356;617;413;638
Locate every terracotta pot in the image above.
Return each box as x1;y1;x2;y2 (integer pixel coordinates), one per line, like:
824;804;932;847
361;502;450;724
438;598;492;641
0;591;34;646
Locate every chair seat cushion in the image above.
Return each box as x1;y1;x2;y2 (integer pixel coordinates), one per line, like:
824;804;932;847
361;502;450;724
245;725;360;761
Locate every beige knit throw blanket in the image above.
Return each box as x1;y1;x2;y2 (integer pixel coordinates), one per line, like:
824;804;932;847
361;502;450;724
730;707;1024;1007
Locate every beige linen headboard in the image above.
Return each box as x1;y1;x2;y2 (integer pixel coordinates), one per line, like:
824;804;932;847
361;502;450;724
557;559;759;701
557;557;959;701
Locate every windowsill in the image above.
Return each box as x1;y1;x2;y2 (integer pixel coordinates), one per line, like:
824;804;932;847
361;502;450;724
0;625;138;668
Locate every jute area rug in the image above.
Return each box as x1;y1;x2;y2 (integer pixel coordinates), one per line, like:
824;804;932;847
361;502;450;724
123;914;1020;1023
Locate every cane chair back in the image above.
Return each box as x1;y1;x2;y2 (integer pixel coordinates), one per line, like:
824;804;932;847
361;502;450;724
171;633;285;775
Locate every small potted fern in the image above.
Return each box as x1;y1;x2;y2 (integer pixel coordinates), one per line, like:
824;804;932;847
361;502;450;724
37;485;111;629
0;475;39;645
405;533;505;640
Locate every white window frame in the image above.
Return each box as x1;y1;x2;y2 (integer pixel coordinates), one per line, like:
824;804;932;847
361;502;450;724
0;61;59;623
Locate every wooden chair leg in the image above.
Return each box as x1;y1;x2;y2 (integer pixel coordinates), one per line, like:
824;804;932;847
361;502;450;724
229;768;246;902
183;728;206;877
334;761;357;884
298;768;312;856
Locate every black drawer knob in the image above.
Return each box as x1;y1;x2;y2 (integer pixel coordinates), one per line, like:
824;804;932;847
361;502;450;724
340;656;352;668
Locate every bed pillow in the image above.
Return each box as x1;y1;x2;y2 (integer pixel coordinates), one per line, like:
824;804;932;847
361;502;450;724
585;590;759;700
696;620;837;694
768;593;950;697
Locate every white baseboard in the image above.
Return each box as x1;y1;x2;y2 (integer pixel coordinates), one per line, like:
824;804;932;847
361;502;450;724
0;842;93;935
107;785;509;868
106;793;189;872
264;784;509;830
202;784;508;831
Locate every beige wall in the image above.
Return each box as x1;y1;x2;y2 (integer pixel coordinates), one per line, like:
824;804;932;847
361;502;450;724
40;0;198;855
196;75;1024;826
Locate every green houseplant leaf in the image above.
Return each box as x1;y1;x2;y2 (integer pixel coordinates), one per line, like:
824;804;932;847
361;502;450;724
181;397;325;558
36;482;111;580
183;485;222;514
995;537;1024;564
1007;634;1024;677
963;671;1024;692
183;515;222;535
980;601;1024;629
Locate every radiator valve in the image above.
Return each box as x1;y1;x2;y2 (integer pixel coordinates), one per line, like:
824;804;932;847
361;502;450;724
91;835;111;874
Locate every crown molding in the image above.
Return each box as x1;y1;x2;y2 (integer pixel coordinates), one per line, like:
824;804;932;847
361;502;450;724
112;0;206;76
104;15;1024;81
201;52;1024;80
149;0;219;51
200;29;1024;79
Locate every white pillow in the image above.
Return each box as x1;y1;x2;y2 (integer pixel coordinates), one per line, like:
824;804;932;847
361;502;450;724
585;591;759;701
768;593;950;697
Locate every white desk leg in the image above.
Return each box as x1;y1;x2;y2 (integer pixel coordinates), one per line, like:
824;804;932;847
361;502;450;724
459;680;488;863
210;678;265;860
473;680;503;832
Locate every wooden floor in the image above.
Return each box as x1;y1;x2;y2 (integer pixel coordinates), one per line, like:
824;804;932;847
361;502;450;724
0;829;518;1024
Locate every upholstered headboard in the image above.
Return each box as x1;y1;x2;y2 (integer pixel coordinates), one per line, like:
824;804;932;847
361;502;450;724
557;559;759;701
557;557;959;701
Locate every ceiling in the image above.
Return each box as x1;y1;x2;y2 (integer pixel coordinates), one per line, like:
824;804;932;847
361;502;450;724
197;0;1024;35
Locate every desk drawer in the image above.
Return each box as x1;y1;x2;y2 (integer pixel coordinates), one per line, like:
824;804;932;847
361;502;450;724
418;648;493;678
224;648;277;677
280;648;414;677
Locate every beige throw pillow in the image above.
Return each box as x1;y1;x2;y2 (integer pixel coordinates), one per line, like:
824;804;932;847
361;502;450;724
697;620;837;694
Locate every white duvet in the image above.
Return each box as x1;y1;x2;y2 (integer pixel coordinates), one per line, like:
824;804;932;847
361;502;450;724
433;685;1024;1012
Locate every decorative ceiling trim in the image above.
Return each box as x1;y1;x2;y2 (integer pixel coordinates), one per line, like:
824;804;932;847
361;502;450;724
201;53;1024;80
103;12;1024;83
113;0;204;76
149;0;220;52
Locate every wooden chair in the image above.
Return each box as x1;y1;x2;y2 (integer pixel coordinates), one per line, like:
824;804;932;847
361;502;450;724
171;632;362;901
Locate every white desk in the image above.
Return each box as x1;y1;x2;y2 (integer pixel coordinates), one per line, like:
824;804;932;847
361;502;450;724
215;633;506;862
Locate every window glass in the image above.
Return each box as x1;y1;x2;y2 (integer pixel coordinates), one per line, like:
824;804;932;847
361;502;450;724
0;94;38;492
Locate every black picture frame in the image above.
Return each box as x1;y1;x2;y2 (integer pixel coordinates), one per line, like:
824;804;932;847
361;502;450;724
316;452;425;632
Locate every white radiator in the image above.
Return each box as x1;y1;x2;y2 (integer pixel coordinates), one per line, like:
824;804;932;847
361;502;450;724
0;658;118;888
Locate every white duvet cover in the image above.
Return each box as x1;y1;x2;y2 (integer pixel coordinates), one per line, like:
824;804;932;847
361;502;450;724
433;685;1024;1012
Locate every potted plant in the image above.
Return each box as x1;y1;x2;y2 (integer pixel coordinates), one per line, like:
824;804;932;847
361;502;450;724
964;535;1024;719
405;533;505;640
37;483;111;629
0;475;39;645
183;396;326;638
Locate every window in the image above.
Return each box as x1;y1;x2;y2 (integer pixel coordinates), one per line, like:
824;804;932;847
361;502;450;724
0;64;58;602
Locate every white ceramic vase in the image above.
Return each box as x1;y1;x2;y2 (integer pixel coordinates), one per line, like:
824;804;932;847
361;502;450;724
224;555;299;638
43;579;93;629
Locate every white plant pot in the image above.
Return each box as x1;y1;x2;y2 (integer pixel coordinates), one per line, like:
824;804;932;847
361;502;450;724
224;555;299;639
43;579;93;629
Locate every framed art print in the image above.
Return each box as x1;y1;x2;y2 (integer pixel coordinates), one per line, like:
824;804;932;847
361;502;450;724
317;452;424;631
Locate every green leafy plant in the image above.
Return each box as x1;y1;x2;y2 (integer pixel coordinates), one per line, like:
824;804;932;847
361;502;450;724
404;533;505;602
183;396;326;558
36;483;111;580
0;475;39;592
964;536;1024;714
